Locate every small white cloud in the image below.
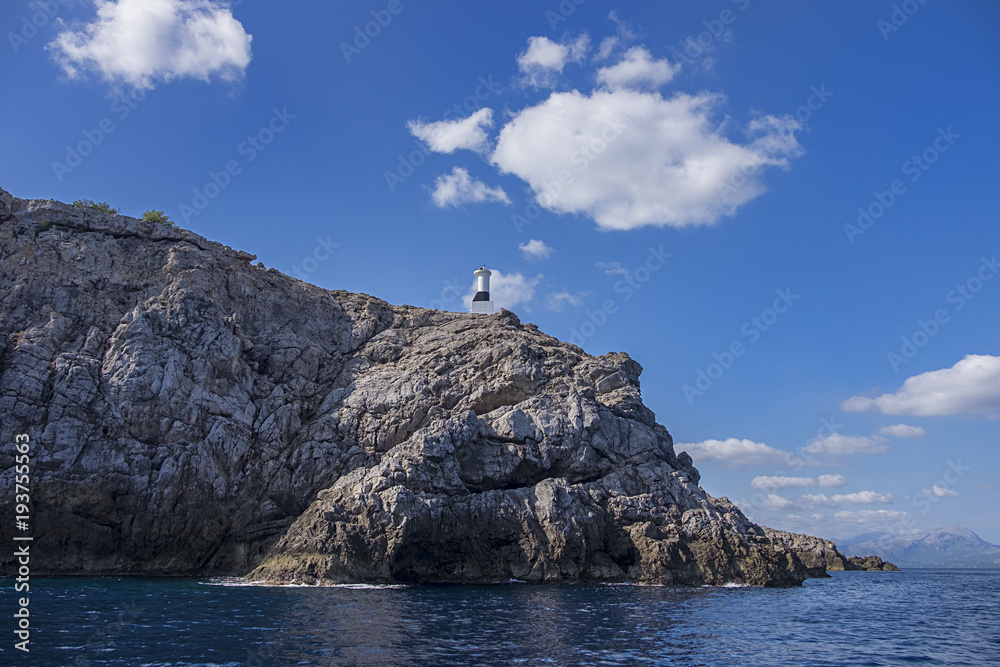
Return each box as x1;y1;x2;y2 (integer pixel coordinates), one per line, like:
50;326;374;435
817;474;849;488
606;11;637;41
802;433;889;456
48;0;253;90
407;108;494;155
546;290;586;312
596;46;679;90
462;269;541;312
596;36;619;60
761;494;795;511
877;424;927;438
751;474;851;490
802;491;893;506
519;239;553;260
843;355;1000;417
516;34;589;87
751;476;816;490
922;485;960;498
596;12;637;61
596;261;630;276
677;438;799;468
430;167;510;208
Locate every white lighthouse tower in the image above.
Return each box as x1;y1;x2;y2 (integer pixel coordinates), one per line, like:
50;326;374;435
471;266;494;314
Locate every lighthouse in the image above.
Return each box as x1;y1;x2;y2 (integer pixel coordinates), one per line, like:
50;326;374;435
471;266;494;314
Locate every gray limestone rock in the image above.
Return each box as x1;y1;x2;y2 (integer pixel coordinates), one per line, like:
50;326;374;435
763;528;899;574
0;187;809;586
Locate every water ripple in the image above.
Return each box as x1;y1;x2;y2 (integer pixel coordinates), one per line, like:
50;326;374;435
1;570;997;665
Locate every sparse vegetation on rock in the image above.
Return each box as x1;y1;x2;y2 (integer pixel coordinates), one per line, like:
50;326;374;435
142;209;175;226
72;198;117;214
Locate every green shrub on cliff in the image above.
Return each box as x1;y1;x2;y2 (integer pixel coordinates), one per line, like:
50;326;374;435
73;199;117;214
142;210;175;227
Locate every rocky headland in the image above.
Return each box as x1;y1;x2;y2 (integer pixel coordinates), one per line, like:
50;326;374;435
0;187;892;586
764;528;899;575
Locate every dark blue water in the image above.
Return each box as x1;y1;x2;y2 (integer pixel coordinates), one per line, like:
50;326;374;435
1;570;998;666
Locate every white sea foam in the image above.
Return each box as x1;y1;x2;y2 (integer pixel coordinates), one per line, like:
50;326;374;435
199;578;407;589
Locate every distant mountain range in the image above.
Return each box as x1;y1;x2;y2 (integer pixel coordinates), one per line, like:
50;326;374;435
840;527;1000;568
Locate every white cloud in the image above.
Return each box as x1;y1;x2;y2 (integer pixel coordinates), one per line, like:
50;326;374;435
596;47;679;90
516;35;589;87
407;108;494;155
761;494;795;510
519;239;553;260
606;11;637;40
751;474;851;491
596;36;619;60
922;485;960;498
546;290;586;312
430;167;510;208
48;0;252;90
750;475;848;497
596;261;630;276
843;355;1000;417
490;89;802;230
462;269;541;313
677;438;799;468
802;491;893;506
596;12;636;61
877;423;927;438
802;433;889;456
751;476;816;490
818;474;849;488
833;510;909;524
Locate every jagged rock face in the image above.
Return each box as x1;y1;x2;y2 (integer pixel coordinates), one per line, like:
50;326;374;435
845;555;900;572
763;528;849;576
0;188;808;586
763;528;899;574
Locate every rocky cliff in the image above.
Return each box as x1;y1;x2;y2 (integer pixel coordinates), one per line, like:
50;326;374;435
764;528;899;573
0;187;842;586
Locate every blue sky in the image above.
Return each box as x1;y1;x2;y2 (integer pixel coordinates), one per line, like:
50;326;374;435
2;0;998;543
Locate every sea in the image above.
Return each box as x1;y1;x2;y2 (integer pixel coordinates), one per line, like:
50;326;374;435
2;569;998;666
